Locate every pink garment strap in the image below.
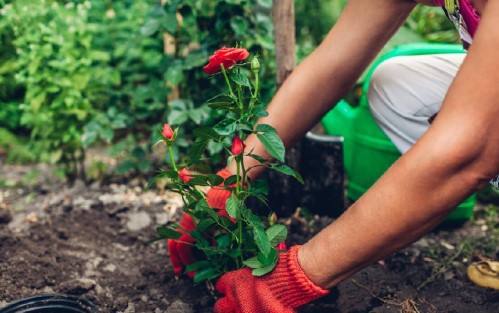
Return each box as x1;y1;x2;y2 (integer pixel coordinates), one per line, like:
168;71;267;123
432;0;480;37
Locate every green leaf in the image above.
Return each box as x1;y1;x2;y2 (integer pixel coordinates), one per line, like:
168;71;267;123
266;224;288;246
253;227;271;256
185;260;210;273
214;119;237;136
230;16;249;35
116;160;136;174
224;175;238;188
216;233;231;249
225;193;240;218
206;174;224;186
146;175;159;190
193;127;223;141
188;137;207;163
230;73;251;87
166;63;184;86
193;267;220;284
251;179;268;195
208;102;238;111
257;248;278;266
255;124;276;133
141;19;160;36
243;257;264;269
252;262;277;276
163;12;178;34
196;219;215;233
156;226;181;240
247;153;267;164
254;109;269;117
160;169;179;180
257;132;285;162
188;175;210;186
195;199;211;212
273;165;304;184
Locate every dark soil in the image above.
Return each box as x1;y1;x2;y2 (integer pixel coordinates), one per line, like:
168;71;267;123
1;162;498;313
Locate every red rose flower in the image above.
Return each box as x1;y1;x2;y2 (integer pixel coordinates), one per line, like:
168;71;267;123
231;135;245;156
203;47;250;74
162;124;174;141
178;168;192;183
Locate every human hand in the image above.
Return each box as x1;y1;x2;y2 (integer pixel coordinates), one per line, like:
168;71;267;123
168;169;233;278
214;246;329;313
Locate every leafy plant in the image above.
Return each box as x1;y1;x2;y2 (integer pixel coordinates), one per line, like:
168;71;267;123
151;48;301;283
3;0;119;178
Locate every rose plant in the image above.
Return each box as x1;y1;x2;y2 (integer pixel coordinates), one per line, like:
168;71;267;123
150;47;303;283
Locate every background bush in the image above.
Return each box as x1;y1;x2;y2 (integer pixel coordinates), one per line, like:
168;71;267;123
0;0;459;180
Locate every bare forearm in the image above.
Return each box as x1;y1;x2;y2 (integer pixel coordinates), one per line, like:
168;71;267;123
298;0;499;288
228;0;416;177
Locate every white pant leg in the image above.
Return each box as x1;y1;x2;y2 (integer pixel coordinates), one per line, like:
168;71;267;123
368;53;499;188
368;53;465;153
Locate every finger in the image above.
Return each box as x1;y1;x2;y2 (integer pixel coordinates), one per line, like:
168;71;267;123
214;297;234;313
167;239;183;276
179;213;196;231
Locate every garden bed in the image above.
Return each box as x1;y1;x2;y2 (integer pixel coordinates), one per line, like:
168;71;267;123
0;161;497;313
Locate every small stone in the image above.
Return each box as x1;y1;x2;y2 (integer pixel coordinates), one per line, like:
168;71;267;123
104;263;117;272
165;300;194;313
123;302;135;313
126;212;151;231
25;212;38;223
140;295;148;302
60;278;97;295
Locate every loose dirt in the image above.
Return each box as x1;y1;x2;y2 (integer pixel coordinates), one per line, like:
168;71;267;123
1;162;497;312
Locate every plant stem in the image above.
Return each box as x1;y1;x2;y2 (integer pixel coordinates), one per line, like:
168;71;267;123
220;64;235;98
167;143;178;171
235;157;244;266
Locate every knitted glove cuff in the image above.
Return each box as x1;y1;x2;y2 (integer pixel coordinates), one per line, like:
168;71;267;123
268;246;329;308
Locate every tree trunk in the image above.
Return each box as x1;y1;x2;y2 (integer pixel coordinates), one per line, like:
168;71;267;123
264;0;300;216
263;1;344;217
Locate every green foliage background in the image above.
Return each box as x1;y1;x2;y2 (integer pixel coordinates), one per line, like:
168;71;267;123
0;0;458;179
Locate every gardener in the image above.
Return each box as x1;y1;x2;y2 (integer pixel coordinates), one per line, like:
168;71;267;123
169;0;498;311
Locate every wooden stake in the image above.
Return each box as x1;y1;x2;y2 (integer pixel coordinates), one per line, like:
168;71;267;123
272;0;296;87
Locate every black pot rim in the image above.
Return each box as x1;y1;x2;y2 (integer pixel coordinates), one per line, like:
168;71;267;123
0;294;98;313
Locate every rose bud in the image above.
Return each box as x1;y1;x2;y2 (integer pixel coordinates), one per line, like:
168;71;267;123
231;135;245;156
162;124;174;141
251;56;260;72
276;242;287;251
178;168;192;183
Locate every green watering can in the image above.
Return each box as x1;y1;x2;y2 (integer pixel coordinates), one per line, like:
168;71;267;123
321;43;475;222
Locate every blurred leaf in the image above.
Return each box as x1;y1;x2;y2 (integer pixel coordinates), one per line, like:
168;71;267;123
272;164;304;184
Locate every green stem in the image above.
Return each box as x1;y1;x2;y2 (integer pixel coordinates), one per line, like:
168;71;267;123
252;70;259;100
220;64;235;98
167;143;178;171
235;157;245;266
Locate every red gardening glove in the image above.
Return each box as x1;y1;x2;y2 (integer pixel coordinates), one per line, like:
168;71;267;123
167;213;197;278
168;169;233;278
214;246;329;313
